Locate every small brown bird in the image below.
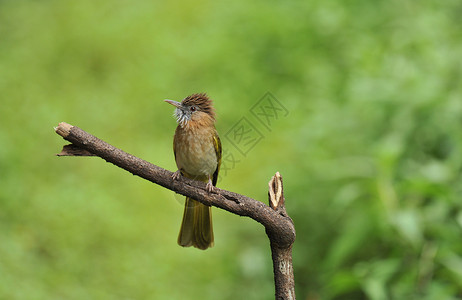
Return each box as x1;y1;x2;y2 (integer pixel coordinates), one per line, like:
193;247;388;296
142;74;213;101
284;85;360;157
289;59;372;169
165;93;222;250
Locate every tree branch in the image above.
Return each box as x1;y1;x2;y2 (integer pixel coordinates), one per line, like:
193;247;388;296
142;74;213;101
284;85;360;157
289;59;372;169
54;122;296;299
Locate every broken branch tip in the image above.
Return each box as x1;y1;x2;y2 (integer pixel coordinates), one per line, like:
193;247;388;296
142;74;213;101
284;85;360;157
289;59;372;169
55;122;73;138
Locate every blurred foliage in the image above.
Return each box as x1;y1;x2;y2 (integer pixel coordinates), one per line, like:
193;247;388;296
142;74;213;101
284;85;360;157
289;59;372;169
1;0;462;299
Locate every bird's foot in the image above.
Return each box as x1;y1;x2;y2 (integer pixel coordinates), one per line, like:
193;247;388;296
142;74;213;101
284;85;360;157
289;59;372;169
172;170;182;180
206;178;214;193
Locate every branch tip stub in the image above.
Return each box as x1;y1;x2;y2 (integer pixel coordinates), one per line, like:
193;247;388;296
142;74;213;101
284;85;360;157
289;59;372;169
269;171;284;210
55;122;73;138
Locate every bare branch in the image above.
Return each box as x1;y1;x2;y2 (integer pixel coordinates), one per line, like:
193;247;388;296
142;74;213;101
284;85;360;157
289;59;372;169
268;173;296;300
54;122;296;299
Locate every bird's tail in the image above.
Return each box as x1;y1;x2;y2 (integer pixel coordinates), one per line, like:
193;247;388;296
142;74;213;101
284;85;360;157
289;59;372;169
177;197;214;250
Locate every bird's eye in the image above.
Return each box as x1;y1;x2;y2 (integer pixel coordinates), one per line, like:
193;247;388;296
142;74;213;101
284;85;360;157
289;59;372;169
190;106;197;112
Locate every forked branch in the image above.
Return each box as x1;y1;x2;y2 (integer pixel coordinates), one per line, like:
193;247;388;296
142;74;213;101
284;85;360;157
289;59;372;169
54;122;296;299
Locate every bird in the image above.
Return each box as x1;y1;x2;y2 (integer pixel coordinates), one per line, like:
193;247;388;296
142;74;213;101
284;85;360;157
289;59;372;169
165;93;222;250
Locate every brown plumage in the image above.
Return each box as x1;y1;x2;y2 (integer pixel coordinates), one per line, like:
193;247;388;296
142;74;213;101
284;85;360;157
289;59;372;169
165;93;222;250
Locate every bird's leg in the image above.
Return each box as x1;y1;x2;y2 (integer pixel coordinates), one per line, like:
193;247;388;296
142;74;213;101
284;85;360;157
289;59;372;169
206;175;214;193
172;170;182;180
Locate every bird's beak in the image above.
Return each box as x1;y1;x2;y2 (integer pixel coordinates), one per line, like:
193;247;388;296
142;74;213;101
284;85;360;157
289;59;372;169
164;99;182;108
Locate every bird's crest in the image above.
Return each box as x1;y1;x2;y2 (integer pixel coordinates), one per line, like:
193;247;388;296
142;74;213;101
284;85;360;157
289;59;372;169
182;93;215;120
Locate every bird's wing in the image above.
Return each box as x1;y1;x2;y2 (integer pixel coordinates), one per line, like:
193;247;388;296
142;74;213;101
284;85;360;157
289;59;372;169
212;131;222;186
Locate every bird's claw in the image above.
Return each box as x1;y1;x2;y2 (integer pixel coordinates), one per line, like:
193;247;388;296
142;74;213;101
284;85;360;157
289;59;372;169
172;170;182;180
206;179;214;193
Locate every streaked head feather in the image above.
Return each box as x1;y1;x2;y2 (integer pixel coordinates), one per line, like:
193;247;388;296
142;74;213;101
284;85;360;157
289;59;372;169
182;93;215;120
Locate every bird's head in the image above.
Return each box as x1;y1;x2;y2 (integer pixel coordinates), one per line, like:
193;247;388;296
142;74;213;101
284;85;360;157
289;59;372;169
165;93;216;128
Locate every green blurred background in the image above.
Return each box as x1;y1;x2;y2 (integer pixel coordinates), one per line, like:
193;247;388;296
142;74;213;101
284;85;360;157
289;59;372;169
1;0;462;299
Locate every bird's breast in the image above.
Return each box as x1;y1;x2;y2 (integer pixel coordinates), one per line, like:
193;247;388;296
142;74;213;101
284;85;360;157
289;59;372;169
174;126;218;179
